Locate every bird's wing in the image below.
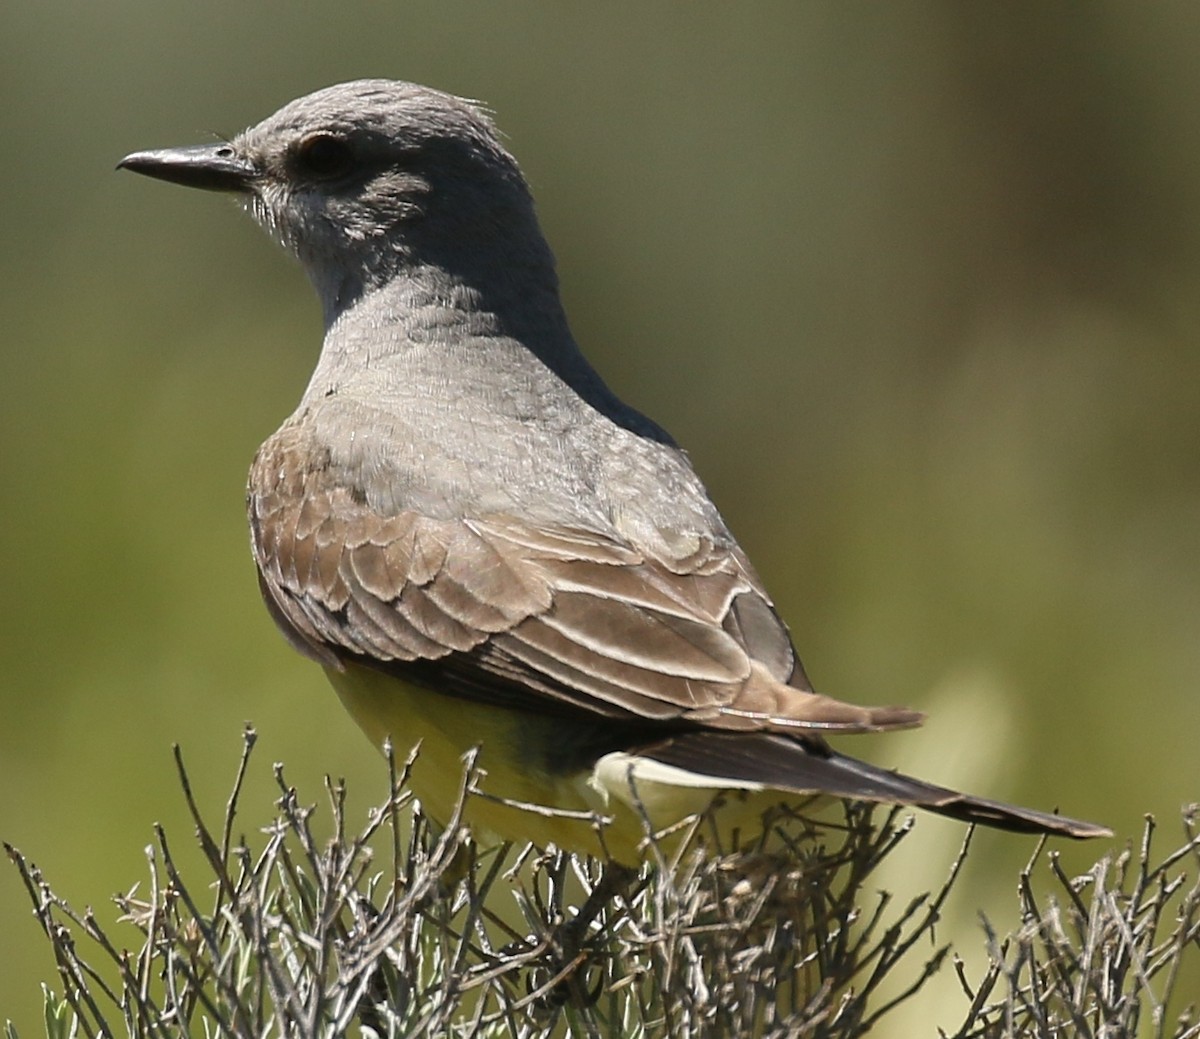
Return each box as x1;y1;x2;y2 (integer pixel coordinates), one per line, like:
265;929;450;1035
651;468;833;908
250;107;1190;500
249;430;920;735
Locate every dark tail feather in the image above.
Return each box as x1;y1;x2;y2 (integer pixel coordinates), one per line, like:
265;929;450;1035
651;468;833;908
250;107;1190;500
640;731;1111;839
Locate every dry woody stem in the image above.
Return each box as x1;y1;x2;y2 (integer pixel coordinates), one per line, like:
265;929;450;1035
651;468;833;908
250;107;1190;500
6;728;1198;1038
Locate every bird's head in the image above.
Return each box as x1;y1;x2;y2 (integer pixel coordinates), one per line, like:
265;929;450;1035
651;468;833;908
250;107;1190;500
119;80;548;321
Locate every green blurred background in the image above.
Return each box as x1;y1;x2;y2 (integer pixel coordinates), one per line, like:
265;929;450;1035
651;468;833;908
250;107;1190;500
3;2;1197;1033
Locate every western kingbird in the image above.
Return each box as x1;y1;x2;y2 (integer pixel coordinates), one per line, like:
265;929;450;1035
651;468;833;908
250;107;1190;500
119;80;1108;861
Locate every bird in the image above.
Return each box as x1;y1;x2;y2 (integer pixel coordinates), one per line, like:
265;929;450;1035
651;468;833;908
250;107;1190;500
118;80;1109;863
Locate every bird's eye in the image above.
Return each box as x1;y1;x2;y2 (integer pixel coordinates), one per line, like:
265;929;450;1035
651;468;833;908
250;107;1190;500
294;133;354;179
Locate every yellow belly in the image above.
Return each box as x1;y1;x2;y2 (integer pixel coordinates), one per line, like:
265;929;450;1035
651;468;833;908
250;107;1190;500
325;662;770;863
328;663;620;859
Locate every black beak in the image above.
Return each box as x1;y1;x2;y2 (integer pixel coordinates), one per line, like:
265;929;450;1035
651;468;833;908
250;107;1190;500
117;143;258;193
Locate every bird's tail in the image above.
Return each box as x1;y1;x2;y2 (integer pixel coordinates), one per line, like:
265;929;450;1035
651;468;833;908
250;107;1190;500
639;730;1110;839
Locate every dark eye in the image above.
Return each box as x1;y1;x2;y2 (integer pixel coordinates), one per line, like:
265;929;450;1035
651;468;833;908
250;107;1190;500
294;133;354;179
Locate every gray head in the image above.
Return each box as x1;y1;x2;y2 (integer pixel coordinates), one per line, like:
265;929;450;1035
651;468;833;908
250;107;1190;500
119;80;554;321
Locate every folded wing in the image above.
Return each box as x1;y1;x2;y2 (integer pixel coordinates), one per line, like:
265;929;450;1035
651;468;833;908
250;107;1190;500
249;427;921;735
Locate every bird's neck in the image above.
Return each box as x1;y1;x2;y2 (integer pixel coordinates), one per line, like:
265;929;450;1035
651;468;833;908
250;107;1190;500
306;259;589;397
301;258;672;447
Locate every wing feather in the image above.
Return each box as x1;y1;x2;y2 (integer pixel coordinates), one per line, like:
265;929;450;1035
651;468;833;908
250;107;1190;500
248;427;920;736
